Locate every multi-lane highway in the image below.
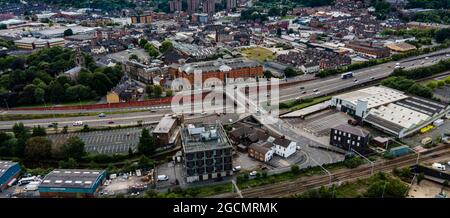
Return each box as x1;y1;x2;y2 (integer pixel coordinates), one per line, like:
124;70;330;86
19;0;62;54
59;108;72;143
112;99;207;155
2;48;450;130
267;48;450;103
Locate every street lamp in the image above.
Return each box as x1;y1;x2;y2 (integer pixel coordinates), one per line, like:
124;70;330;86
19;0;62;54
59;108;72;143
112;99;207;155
309;156;332;186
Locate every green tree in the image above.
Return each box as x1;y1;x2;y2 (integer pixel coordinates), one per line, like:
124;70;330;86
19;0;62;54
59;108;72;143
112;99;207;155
437;80;445;87
276;28;282;37
12;122;29;157
445;76;450;84
154;85;163;97
159;40;173;53
291;165;300;174
417;172;425;185
34;87;45;103
24;137;52;161
62;125;68;134
138;128;156;155
61;136;85;160
64;29;74;36
263;70;273;78
145;84;154;96
138;155;154;169
165;89;173;97
129;54;140;62
426;81;438;89
139;38;148;48
284;67;298;77
31;125;47;137
59;157;78;168
435;28;450;43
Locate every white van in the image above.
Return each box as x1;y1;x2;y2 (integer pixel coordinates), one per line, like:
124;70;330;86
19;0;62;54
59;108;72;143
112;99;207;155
73;121;83;126
432;163;446;171
25;181;41;191
157;175;169;181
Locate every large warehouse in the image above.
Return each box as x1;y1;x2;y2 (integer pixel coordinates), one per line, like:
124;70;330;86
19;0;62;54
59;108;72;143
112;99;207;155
0;161;21;191
38;169;106;198
331;86;450;138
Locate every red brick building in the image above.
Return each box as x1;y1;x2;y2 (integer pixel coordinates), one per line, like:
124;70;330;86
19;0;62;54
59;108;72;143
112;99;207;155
169;58;263;88
345;41;390;58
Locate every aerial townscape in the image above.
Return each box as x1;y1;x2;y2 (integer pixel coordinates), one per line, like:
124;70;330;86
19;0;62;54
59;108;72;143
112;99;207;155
0;0;450;200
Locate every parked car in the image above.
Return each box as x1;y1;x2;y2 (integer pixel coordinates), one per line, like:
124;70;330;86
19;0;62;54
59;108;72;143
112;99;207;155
432;163;446;171
249;171;257;177
232;166;241;172
157;175;169;181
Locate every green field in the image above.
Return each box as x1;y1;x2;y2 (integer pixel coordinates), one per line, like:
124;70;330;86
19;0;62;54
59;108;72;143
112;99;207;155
241;47;276;62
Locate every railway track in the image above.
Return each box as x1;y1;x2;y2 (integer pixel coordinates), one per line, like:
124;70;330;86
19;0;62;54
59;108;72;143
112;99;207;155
214;145;450;198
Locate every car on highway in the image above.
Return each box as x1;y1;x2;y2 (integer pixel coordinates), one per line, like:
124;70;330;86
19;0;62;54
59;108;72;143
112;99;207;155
446;54;450;57
370;77;375;80
354;79;359;83
72;121;83;126
108;121;115;124
425;56;429;60
299;87;305;90
98;113;106;118
301;91;307;94
48;123;56;128
314;91;321;95
150;109;156;112
313;88;319;92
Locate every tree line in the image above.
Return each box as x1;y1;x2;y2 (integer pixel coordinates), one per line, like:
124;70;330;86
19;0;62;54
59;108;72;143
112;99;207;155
0;47;123;107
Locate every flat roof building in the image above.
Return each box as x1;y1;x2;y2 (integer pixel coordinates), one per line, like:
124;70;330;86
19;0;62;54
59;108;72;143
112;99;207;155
181;122;233;183
330;124;370;154
38;169;106;198
152;114;183;148
0;161;21;191
331;86;450;138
